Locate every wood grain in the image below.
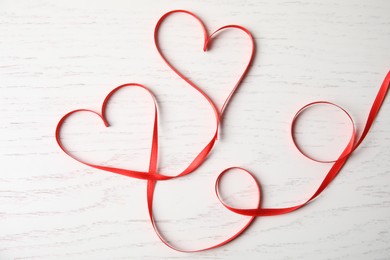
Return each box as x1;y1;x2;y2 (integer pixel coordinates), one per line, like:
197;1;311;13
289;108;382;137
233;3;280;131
0;0;389;259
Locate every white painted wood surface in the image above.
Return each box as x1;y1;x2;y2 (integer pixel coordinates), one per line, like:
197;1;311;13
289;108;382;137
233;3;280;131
1;0;389;259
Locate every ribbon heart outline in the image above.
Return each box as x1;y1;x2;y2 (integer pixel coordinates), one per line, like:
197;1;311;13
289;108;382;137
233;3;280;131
56;83;164;180
56;82;218;182
154;9;255;122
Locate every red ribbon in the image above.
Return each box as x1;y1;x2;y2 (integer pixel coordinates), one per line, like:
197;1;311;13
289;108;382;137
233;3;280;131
56;10;390;252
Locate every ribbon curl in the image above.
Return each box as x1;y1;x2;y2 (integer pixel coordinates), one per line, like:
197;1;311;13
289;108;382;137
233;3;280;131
56;10;390;252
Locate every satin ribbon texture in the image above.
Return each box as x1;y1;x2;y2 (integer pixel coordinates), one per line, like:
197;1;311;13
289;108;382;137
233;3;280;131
56;9;390;252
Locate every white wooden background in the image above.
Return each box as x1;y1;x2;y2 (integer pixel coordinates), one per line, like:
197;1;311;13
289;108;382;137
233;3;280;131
1;0;389;259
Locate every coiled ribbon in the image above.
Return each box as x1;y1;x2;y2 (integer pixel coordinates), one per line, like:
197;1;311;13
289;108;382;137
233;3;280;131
56;10;390;252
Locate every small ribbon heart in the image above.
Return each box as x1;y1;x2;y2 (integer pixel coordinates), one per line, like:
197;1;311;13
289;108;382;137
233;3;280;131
56;83;165;180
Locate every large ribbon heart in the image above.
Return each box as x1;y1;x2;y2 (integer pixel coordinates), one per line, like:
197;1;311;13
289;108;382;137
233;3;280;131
56;83;219;181
154;9;255;120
